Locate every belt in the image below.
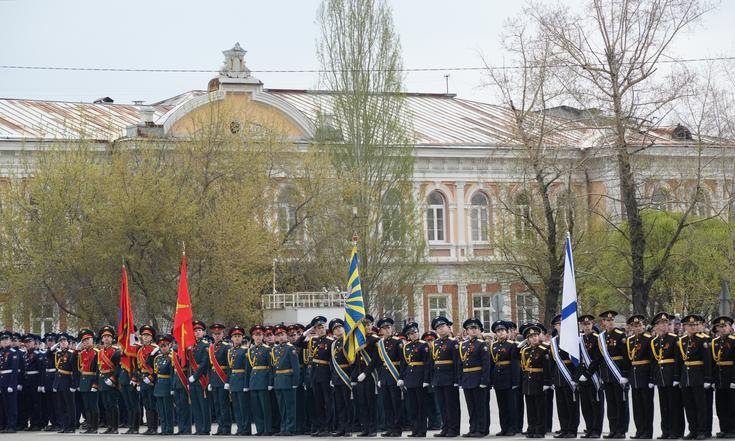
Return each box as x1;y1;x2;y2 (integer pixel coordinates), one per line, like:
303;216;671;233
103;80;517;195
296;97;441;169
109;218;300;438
632;360;651;366
339;363;350;369
99;369;114;374
408;362;425;367
58;369;72;375
252;366;269;370
463;366;482;373
0;370;12;374
435;360;453;365
717;361;734;366
685;361;703;366
562;360;573;365
611;356;624;361
276;369;293;374
81;372;96;376
231;369;246;373
25;370;39;375
157;374;171;379
312;359;329;365
657;358;675;364
46;368;57;373
525;368;543;373
495;361;511;366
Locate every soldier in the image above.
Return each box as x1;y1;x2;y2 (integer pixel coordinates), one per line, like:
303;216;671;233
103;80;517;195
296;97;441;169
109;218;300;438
19;334;44;431
41;332;58;432
226;325;251;436
171;334;191;435
399;321;432;438
508;321;526;435
421;330;442;432
288;324;309;435
594;310;630;439
207;323;232;435
678;314;713;440
75;328;100;434
118;327;140;434
650;312;684;440
97;325;121;434
246;325;273;436
548;315;579;439
623;315;654;439
187;320;211;435
137;325;159;435
490;320;519;436
151;334;174;435
353;315;380;437
265;325;281;433
327;318;351;437
520;325;552;439
710;316;734;439
429;316;460;438
0;331;20;433
273;323;300;436
576;315;604;439
296;315;333;436
52;333;77;433
375;317;404;438
459;318;490;438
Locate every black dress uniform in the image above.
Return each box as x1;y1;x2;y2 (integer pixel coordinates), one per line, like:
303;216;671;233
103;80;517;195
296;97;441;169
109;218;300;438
678;314;713;440
399;322;432;437
430;316;461;438
710;316;735;438
490;320;519;436
375;317;404;437
187;321;211;435
577;315;604;439
52;334;77;433
650;313;684;439
459;318;491;438
520;326;552;438
352;329;380;436
0;331;21;432
591;311;630;438
548;316;579;439
625;315;654;439
328;319;353;436
296;315;334;436
19;335;45;430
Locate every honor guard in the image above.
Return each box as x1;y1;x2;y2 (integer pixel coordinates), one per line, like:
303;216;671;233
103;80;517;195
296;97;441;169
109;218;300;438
0;331;20;432
296;315;333;436
490;320;519;436
41;333;58;432
595;311;630;439
625;315;654;439
97;325;121;434
52;333;77;433
678;314;713;440
400;321;432;438
430;316;461;438
137;325;159;435
151;335;175;435
171;334;191;435
710;316;735;439
352;315;380;437
545;316;577;439
75;329;100;434
421;330;443;432
576;315;604;439
376;317;404;437
328;319;352;437
187;320;211;435
246;325;273;436
273;324;301;436
288;323;309;435
508;321;526;435
227;326;251;436
207;323;232;435
650;312;684;439
118;326;140;434
520;325;552;438
19;334;44;431
459;318;491;438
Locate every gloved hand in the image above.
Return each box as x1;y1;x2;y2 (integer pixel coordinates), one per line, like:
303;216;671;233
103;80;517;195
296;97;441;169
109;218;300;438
396;379;404;387
730;383;735;389
648;383;655;389
207;384;212;391
53;388;57;393
351;382;357;387
17;384;22;391
188;375;196;383
143;377;151;385
40;386;46;393
136;386;141;392
37;386;43;393
422;383;430;388
570;382;578;389
50;343;59;351
268;386;273;391
357;373;367;382
673;381;680;387
293;385;298;389
91;387;97;392
620;378;629;385
512;385;519;390
6;387;13;393
224;383;230;390
104;378;114;387
479;384;487;389
69;388;77;393
543;385;552;391
579;374;588;382
244;388;249;392
704;382;712;389
170;390;174;396
453;383;459;387
377;381;381;388
330;381;334;387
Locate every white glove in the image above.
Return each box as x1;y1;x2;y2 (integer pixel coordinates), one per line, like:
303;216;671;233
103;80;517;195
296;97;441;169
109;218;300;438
293;385;298;389
17;384;22;391
69;388;76;393
730;383;735;390
453;383;459;387
673;381;680;387
6;387;12;393
330;381;334;387
543;385;552;391
50;343;59;351
224;383;230;390
244;388;249;392
37;386;43;393
104;378;114;387
143;377;151;385
350;382;357;387
357;373;367;382
170;390;174;396
512;385;519;389
648;383;655;389
136;386;141;392
422;382;430;388
396;379;404;387
704;382;712;389
207;384;212;391
91;387;97;392
620;378;629;385
479;384;487;388
188;375;196;383
53;388;57;393
268;385;273;391
579;374;588;382
570;381;578;389
377;381;381;388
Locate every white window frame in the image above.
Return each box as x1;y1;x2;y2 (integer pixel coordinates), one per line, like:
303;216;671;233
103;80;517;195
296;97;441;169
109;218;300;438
470;192;491;243
428;295;450;320
426;191;446;243
472;293;493;332
514;192;531;240
516;292;539;324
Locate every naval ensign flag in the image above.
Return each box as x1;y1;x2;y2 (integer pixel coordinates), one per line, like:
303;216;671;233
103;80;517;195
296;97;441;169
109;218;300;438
560;232;580;365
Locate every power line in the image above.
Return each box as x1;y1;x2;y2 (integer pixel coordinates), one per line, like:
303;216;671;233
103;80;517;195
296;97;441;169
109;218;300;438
0;56;734;74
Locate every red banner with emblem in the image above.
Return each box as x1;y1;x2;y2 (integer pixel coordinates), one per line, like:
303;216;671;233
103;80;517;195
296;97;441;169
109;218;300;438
173;252;195;367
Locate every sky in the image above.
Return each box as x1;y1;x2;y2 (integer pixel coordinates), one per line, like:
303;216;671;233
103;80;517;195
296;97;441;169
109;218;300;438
1;0;734;105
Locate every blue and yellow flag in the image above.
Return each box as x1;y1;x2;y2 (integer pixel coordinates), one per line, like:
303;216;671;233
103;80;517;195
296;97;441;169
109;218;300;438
343;243;367;363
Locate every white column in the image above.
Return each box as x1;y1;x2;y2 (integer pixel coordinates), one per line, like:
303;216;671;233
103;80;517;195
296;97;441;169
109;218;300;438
456;181;466;261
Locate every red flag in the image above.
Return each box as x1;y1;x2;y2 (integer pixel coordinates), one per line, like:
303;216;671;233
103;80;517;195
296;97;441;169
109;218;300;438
117;265;137;357
172;252;195;367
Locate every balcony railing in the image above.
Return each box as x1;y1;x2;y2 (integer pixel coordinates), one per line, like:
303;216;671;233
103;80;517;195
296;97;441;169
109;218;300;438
262;291;347;310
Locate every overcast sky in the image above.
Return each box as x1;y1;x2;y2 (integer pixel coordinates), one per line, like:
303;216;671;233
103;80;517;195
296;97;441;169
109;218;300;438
1;0;734;105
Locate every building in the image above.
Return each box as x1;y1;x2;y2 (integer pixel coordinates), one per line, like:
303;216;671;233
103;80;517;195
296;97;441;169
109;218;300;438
1;44;732;333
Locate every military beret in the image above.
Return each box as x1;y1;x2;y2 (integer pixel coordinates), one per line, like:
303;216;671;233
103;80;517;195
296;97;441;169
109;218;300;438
431;316;452;330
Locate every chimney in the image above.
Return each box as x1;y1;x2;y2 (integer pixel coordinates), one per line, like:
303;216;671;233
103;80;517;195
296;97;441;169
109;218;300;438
139;106;156;127
214;42;263;93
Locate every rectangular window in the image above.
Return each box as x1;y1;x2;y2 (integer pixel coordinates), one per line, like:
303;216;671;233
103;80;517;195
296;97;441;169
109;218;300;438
516;292;539;324
32;302;55;335
470;205;489;242
428;295;449;320
472;294;493;332
427;207;445;242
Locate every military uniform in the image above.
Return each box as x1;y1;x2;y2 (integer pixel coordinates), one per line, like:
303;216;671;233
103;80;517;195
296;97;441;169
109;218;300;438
52;334;77;433
577;316;604;439
76;329;100;434
520;326;552;438
399;322;432;437
459;318;491;438
137;326;160;435
678;315;713;440
430;316;461;437
207;323;232;435
710;317;735;438
375;317;404;437
548;315;579;439
273;324;301;436
490;320;520;436
41;334;59;431
352;329;380;436
296;315;334;436
118;345;140;434
592;311;630;438
171;346;191;435
151;335;175;435
625;316;654;439
227;326;251;436
187;320;211;435
97;326;121;434
650;313;684;439
0;331;21;432
19;335;45;430
328;319;352;436
246;325;273;436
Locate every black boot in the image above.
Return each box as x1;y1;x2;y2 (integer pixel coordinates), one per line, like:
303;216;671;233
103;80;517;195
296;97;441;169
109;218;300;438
83;413;98;434
144;411;158;435
125;410;139;434
106;409;119;434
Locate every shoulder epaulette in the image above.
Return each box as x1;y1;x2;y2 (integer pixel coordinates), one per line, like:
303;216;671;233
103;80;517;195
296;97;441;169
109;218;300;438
697;332;710;339
418;339;426;344
626;335;633;341
262;344;270;348
285;342;293;347
643;332;652;338
591;332;599;337
448;337;456;341
613;328;625;335
391;336;400;340
538;345;549;351
326;336;334;341
668;333;678;337
728;335;735;340
93;348;100;353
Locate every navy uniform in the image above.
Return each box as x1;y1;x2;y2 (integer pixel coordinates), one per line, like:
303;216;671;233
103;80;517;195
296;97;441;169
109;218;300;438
41;333;59;431
592;310;630;439
187;320;211;435
421;330;442;432
288;324;309;435
207;322;232;435
295;315;334;436
97;325;121;434
137;325;160;435
576;315;604;439
52;333;77;433
678;314;713;440
509;322;527;434
375;317;404;437
273;324;301;436
352;318;380;437
490;320;520;436
459;318;491;438
76;329;100;434
548;316;580;439
246;325;273;436
151;335;174;435
0;331;21;432
625;315;654;439
19;334;45;430
327;319;352;436
710;316;735;438
521;325;552;438
430;316;460;438
649;312;684;439
227;326;251;436
399;322;432;437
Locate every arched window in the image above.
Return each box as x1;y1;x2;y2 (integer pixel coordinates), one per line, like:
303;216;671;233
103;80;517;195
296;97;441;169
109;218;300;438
277;186;302;240
426;191;446;242
514;192;531;239
470;191;491;243
382;189;402;242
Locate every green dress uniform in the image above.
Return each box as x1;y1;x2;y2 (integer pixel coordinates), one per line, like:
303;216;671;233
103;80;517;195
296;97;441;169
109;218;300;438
208;337;232;435
118;349;141;434
228;344;252;435
272;341;300;435
137;341;160;434
151;351;174;435
246;337;273;435
97;342;121;433
187;336;211;434
76;345;100;434
172;350;191;434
